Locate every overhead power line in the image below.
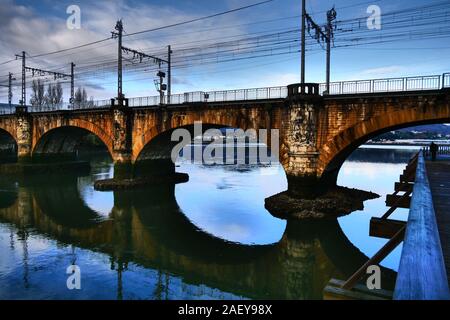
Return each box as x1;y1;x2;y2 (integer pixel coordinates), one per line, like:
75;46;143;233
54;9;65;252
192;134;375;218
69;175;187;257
123;0;274;37
21;0;274;60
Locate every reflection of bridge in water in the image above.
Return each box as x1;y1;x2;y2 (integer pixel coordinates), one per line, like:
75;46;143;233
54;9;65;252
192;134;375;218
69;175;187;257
0;175;396;299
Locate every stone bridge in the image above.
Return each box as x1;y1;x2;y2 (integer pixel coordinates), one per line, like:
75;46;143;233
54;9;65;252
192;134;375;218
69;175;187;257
0;83;449;194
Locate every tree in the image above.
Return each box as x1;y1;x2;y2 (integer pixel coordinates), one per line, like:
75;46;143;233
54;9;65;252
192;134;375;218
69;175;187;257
74;87;89;108
43;82;63;109
82;88;87;105
55;82;63;106
44;84;54;108
74;87;83;106
30;79;45;108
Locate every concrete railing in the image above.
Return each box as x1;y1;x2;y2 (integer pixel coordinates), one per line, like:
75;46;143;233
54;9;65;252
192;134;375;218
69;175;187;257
394;151;450;300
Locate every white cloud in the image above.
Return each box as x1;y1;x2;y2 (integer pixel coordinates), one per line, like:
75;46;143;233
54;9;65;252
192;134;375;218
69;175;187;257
337;65;409;81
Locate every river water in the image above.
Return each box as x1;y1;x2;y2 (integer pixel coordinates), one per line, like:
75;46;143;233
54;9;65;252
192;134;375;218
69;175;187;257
0;146;418;300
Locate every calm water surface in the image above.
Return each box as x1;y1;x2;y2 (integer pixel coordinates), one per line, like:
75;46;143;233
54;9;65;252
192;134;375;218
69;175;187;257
0;146;418;299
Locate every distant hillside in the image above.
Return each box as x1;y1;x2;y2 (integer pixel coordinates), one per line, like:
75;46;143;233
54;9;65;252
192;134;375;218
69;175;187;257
373;124;450;141
397;124;450;135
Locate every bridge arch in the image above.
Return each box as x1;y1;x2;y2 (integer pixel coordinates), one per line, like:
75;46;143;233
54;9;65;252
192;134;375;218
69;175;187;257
32;119;114;159
318;104;450;181
0;125;16;142
133;120;261;163
0;128;18;160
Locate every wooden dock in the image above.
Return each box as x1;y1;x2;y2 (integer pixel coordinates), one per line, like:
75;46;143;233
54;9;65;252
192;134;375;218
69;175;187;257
324;151;450;300
426;156;450;287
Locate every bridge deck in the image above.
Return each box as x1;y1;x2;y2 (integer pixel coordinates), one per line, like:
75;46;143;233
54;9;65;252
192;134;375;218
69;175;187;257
426;156;450;287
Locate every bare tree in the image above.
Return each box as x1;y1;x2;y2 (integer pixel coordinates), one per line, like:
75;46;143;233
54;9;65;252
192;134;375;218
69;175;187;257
30;79;45;108
55;82;63;106
74;87;89;108
43;83;64;109
44;84;54;108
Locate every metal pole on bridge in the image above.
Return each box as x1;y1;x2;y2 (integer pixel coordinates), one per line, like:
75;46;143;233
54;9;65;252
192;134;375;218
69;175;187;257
167;45;172;105
112;20;124;107
0;73;15;107
325;8;336;95
8;73;15;107
301;0;306;84
14;51;26;107
70;62;75;109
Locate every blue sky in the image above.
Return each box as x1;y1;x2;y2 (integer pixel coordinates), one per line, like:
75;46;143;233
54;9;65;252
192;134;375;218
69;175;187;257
0;0;449;102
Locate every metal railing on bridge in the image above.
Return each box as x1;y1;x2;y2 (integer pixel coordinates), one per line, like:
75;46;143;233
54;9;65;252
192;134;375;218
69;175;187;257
319;72;450;95
127;86;288;107
423;144;450;157
1;72;449;114
128;72;450;107
0;106;14;116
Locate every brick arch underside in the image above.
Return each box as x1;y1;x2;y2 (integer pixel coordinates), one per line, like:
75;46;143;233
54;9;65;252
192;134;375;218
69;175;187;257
0;126;17;158
0;122;17;143
32;119;114;158
0;127;17;144
318;104;450;180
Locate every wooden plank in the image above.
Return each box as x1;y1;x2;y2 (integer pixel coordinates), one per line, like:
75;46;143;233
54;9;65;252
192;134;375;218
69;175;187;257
324;285;387;300
342;226;405;290
400;173;415;182
327;279;393;300
395;182;414;192
370;217;406;239
386;194;411;209
394;152;450;300
425;160;450;288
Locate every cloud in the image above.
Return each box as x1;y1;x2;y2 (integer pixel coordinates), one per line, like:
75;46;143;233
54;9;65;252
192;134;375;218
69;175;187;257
84;83;105;91
0;0;248;101
341;65;409;80
172;76;192;86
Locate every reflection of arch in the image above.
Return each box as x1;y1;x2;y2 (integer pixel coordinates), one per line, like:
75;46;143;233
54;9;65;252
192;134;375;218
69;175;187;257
30;174;107;228
131;184;275;263
32;120;114;158
129;184;396;287
319;106;450;180
0;190;17;209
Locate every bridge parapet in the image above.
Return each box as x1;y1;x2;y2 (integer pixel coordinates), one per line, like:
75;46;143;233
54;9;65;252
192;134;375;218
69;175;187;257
287;83;320;97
